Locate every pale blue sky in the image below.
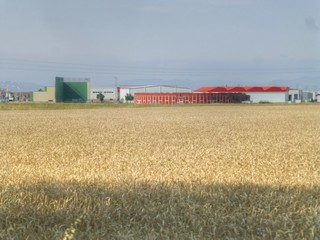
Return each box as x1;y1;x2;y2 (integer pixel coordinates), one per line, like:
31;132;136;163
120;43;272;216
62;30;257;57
0;0;319;89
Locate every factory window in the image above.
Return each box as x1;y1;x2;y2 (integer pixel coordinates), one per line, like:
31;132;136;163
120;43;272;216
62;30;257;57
294;94;299;100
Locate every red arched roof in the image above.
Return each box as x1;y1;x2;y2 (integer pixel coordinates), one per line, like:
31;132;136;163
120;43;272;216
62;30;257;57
194;86;288;93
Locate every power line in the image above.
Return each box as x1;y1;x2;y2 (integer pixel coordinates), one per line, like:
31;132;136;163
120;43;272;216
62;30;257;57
1;57;320;76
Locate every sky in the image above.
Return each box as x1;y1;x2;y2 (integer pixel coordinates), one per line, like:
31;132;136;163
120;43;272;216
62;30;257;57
0;0;319;90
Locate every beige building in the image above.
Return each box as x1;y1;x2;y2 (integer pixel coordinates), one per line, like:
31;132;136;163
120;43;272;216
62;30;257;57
31;86;55;102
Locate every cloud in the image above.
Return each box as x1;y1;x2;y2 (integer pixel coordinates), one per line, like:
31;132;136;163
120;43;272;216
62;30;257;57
305;16;319;32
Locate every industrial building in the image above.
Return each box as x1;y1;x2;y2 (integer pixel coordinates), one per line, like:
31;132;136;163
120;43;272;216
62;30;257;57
28;80;318;104
31;86;55;102
120;85;192;103
55;77;90;102
90;88;118;101
302;91;317;102
0;88;14;102
194;86;288;103
134;92;249;104
288;89;318;103
288;89;302;103
30;77;90;103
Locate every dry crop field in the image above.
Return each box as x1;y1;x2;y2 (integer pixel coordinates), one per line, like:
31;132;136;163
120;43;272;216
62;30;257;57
0;105;319;239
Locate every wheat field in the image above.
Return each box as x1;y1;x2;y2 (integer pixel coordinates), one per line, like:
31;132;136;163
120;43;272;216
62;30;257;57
0;105;319;239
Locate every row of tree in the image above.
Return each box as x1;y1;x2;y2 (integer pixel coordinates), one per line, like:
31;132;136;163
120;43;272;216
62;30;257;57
96;92;133;103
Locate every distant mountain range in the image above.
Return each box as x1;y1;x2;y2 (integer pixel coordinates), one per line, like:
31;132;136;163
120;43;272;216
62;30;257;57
0;81;44;92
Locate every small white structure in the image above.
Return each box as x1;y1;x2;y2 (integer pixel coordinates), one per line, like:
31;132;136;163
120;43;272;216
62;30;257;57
316;93;320;102
302;91;317;102
119;85;192;103
288;89;302;103
91;88;118;101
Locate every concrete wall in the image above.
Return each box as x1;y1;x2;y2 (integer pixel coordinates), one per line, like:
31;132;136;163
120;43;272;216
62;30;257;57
32;86;55;102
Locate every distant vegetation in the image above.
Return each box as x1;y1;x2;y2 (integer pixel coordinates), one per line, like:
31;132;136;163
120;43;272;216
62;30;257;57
0;102;123;110
96;93;105;103
1;102;319;111
125;93;134;102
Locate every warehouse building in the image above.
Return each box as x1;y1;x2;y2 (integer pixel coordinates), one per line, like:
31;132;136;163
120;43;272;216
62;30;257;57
31;77;90;103
194;86;288;103
90;88;118;101
120;85;191;103
134;92;249;104
55;77;90;102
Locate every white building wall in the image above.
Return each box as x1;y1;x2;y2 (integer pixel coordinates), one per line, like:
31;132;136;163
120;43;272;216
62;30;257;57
248;92;288;103
176;87;192;93
302;91;316;102
160;86;177;92
145;86;161;92
120;85;192;102
119;88;130;102
91;88;118;101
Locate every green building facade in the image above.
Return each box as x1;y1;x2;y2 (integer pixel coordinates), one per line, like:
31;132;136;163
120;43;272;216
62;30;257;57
55;77;90;102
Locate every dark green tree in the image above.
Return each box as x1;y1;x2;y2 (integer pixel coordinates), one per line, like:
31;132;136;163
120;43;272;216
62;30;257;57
125;93;134;102
97;92;105;102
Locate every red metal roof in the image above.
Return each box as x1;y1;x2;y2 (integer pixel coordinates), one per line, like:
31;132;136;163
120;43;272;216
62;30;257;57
194;86;288;93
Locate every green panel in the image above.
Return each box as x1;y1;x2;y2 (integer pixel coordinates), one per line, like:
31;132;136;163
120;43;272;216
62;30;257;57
55;77;64;103
55;77;89;102
63;82;88;102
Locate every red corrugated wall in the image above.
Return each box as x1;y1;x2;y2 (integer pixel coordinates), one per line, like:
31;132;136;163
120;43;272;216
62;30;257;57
134;93;249;104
